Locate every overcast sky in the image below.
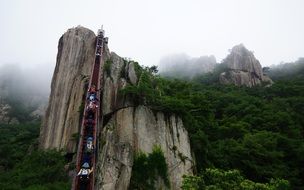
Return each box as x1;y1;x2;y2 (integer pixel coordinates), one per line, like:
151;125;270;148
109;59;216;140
0;0;303;69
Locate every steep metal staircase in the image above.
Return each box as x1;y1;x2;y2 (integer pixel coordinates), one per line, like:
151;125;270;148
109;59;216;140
72;28;107;190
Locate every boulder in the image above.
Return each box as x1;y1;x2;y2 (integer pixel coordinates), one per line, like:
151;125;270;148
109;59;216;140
220;44;273;87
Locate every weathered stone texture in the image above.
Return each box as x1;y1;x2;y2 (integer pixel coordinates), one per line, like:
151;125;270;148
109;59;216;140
39;26;96;152
40;27;194;189
96;106;193;190
220;44;273;87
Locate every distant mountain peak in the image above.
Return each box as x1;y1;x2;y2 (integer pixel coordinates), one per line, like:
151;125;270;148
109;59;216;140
220;44;273;87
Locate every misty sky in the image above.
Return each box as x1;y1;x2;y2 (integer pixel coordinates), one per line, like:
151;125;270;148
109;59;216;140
1;0;304;69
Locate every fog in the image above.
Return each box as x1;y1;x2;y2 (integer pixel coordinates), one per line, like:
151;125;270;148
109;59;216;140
158;53;217;79
1;0;304;69
158;51;304;80
1;0;304;99
0;63;54;106
267;58;304;80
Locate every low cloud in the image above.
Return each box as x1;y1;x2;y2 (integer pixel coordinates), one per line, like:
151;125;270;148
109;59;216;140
0;63;54;106
158;53;217;79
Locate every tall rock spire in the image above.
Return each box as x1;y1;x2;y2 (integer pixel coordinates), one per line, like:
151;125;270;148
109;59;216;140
40;26;193;189
219;44;273;87
39;26;98;152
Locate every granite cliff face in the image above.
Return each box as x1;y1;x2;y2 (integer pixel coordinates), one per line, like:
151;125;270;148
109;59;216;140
39;26;97;152
97;106;193;189
40;26;193;189
219;44;272;87
98;52;193;189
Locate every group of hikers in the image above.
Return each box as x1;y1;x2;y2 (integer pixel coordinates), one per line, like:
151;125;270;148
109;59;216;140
77;84;99;183
74;28;106;190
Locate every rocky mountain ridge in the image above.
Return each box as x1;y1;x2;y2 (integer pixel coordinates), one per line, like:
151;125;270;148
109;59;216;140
39;26;193;189
219;44;273;87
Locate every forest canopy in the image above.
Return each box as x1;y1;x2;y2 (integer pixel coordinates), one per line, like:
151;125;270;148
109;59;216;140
1;59;303;189
122;60;304;189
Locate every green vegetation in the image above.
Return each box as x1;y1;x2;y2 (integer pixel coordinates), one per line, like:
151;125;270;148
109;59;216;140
122;66;155;105
122;63;304;189
5;97;37;122
182;168;290;190
78;101;85;113
193;63;229;84
268;58;304;80
120;59;127;79
104;59;112;76
132;61;143;77
1;59;303;189
0;123;70;190
71;132;79;142
129;145;170;189
0;123;40;170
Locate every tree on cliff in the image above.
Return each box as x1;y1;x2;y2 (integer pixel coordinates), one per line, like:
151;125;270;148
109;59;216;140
182;168;290;190
122;61;304;189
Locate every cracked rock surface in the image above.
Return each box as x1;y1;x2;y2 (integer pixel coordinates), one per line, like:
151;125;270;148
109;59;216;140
40;26;193;189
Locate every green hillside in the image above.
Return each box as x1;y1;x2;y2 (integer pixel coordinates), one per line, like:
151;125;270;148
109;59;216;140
122;62;304;189
1;61;303;189
0;123;70;189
